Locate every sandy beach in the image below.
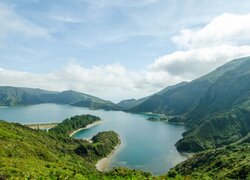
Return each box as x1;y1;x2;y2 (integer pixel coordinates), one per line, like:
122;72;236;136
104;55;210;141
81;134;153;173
25;123;58;129
95;142;121;172
69;120;103;137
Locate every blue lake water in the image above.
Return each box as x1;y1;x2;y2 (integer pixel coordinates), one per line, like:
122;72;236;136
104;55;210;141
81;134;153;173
0;103;187;175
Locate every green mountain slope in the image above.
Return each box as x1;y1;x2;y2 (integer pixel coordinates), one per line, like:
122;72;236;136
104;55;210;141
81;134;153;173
169;141;250;179
0;87;121;111
176;104;250;152
175;59;250;152
117;97;148;110
186;59;250;127
128;57;249;115
118;82;188;111
128;81;196;114
0;86;57;106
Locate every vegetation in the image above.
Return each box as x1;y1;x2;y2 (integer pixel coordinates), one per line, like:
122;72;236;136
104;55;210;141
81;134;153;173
0;119;136;179
176;104;250;152
49;114;100;136
175;59;250;152
169;142;250;179
168;116;185;124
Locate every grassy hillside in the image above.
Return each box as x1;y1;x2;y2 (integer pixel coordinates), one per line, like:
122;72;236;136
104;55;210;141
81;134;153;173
176;104;250;152
186;59;250;128
174;59;250;152
128;81;198;114
1;119;248;179
0;120;148;179
169;141;250;179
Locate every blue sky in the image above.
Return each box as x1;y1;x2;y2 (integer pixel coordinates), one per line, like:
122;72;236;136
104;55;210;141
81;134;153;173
1;0;250;101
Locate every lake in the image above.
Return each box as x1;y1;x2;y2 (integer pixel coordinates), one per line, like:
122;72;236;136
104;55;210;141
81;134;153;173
0;103;187;175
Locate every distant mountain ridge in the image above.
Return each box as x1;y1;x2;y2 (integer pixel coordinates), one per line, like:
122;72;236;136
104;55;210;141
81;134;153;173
0;86;121;111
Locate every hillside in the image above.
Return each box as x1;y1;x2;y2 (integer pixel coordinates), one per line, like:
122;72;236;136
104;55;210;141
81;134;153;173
175;58;250;152
128;57;249;115
117;97;148;110
169;140;250;179
0;87;121;111
185;59;250;127
128;81;195;114
1;119;249;179
0;119;154;179
176;104;250;152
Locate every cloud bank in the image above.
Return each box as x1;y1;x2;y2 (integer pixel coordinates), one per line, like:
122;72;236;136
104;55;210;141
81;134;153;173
1;13;250;102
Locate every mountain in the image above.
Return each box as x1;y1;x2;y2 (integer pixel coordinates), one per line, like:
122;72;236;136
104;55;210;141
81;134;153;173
117;97;148;109
0;86;121;111
169;139;250;179
128;80;208;115
117;81;189;110
128;58;249;115
176;58;250;152
0;86;57;106
176;105;250;152
185;59;250;127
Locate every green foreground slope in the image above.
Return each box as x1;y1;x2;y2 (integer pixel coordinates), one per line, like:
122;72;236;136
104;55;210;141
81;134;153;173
1;119;249;179
0;120;117;179
0;119;154;179
170;140;250;179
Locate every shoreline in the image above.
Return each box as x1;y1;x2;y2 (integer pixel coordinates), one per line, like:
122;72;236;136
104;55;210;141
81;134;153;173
69;120;103;137
95;142;121;172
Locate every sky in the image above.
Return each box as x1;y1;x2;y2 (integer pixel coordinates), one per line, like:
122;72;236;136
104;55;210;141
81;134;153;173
1;0;250;102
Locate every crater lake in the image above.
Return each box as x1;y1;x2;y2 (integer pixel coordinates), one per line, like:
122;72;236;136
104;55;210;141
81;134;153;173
0;103;186;175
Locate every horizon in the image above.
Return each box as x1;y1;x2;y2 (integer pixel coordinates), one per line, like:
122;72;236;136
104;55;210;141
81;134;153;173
1;0;250;102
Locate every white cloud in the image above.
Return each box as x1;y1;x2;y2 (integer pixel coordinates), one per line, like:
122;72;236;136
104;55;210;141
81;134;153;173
149;13;250;79
149;45;250;79
0;63;185;102
172;13;250;49
0;2;49;40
